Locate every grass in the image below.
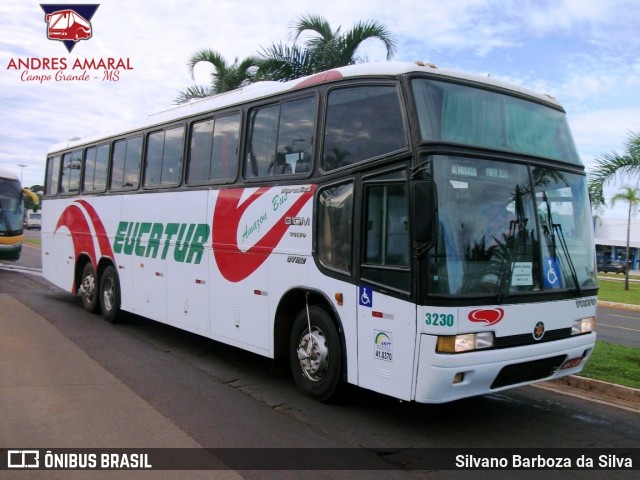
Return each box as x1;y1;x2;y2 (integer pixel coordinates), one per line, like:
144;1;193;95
579;341;640;389
23;236;41;247
597;278;640;305
598;272;632;280
580;277;640;389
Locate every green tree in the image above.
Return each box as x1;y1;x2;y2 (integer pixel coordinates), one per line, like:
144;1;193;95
175;49;259;103
610;186;640;291
256;43;315;82
588;131;640;212
257;14;397;81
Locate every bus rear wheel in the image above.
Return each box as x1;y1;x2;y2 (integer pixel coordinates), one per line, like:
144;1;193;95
99;265;120;323
289;305;343;402
79;262;100;313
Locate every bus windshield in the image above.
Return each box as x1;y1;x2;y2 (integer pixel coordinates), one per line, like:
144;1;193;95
412;79;581;164
0;177;24;233
425;155;597;297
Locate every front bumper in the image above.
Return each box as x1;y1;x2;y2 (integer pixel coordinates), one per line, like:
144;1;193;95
414;332;596;403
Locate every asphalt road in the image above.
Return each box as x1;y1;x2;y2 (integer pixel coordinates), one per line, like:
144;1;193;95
1;266;639;479
596;306;640;348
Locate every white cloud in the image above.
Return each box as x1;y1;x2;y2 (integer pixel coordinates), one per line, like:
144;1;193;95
568;108;640;171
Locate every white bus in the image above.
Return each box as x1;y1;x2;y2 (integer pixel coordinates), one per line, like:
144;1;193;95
42;62;597;403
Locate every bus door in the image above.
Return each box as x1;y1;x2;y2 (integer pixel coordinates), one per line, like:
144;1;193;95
356;174;417;401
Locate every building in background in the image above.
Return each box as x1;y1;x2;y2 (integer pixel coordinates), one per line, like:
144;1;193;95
594;217;640;270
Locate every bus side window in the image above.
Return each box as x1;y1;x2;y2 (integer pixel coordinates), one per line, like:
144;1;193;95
111;136;142;190
61;149;82;194
144;126;184;188
316;182;353;274
212;113;240;181
45;155;61;196
275;96;315;175
322;85;405;172
83;143;109;192
362;182;411;293
245;97;315;179
188;113;240;184
246;105;278;178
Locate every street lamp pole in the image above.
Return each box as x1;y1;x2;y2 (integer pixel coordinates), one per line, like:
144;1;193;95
17;164;27;184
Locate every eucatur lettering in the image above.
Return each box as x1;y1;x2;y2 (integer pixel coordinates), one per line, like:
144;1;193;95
113;221;210;264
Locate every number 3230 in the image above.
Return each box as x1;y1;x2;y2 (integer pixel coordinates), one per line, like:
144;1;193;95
425;313;455;327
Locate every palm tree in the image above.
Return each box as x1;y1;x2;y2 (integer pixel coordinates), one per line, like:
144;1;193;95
610;186;640;291
588;131;640;212
258;14;396;81
256;43;315;82
175;49;259;103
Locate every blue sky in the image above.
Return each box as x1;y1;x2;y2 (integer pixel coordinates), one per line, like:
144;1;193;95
1;0;639;217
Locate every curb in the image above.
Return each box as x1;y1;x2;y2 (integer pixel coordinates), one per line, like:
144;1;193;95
539;376;640;412
551;375;640;405
597;300;640;312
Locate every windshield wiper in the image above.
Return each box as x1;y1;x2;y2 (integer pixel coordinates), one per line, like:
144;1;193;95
542;192;581;295
495;186;531;303
553;222;582;295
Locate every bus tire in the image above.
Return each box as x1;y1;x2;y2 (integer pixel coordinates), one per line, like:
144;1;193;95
99;265;121;323
80;262;100;313
289;305;342;402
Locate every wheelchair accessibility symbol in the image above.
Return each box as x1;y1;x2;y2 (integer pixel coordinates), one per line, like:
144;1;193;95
359;286;373;307
543;257;561;288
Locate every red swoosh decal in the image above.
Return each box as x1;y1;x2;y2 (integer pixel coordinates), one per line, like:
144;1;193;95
468;308;504;326
55;200;114;292
76;199;114;259
55;204;97;292
212;187;314;282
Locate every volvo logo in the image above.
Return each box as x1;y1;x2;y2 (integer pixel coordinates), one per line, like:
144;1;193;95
533;321;545;341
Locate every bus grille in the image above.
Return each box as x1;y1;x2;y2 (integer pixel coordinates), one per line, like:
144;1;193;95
493;328;572;349
490;355;566;389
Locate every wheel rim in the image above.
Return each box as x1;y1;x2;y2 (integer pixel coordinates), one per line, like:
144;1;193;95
102;277;114;312
81;273;96;304
296;327;329;382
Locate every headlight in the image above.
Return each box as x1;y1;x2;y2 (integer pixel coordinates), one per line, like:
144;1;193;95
436;332;494;353
572;317;595;335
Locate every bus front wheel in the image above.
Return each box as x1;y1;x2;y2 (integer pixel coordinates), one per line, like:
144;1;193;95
99;265;120;323
289;305;343;402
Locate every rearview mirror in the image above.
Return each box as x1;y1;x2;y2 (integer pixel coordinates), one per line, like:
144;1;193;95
412;181;436;243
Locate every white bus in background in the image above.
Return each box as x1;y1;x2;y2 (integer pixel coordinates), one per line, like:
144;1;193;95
42;62;597;403
25;211;42;230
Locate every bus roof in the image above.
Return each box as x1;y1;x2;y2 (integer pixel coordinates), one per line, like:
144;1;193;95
47;61;563;155
0;166;20;181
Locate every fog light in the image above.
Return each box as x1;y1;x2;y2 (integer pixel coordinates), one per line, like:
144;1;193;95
561;356;584;370
572;317;595;335
453;372;465;384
